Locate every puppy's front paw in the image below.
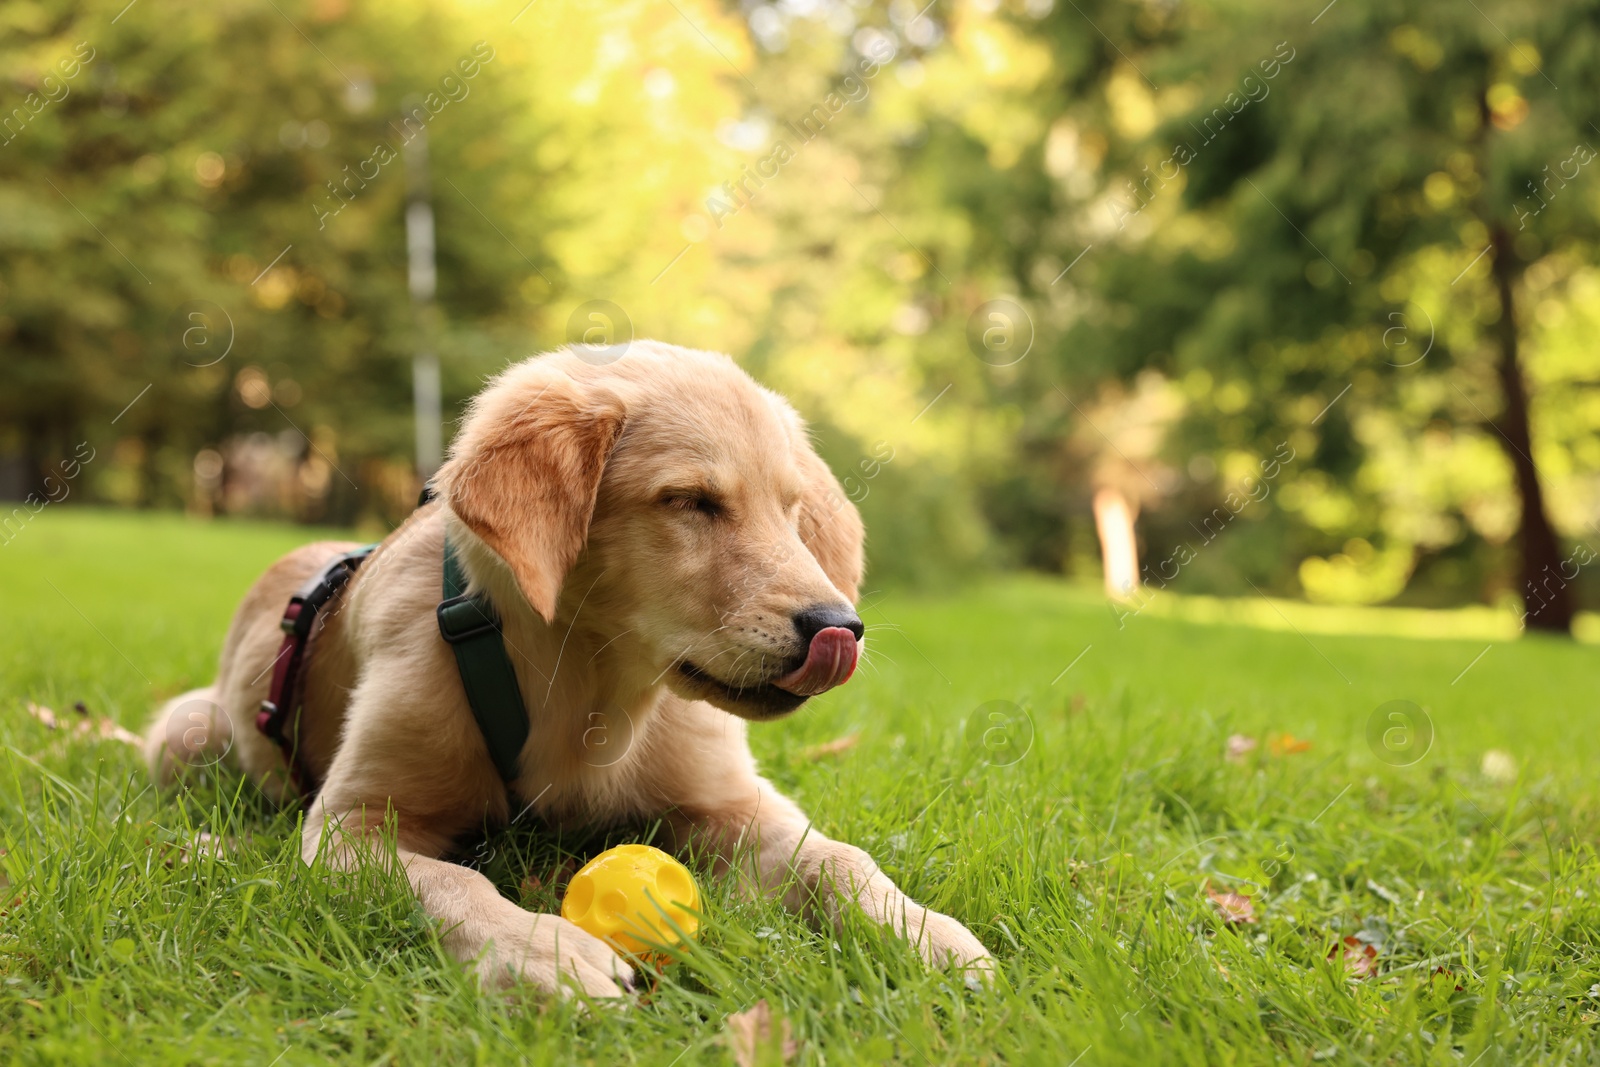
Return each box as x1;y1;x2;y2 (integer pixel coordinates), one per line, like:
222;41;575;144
912;909;997;984
473;913;638;1000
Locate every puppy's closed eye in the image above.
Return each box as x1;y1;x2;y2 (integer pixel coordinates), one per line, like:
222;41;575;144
659;489;723;518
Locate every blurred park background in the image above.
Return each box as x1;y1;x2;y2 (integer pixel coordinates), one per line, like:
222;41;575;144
3;0;1597;633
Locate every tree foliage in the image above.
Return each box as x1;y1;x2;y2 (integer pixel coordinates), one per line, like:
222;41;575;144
2;0;1597;618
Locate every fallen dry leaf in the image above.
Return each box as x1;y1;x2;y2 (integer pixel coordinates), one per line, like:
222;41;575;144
163;832;234;867
91;718;143;748
1268;733;1313;756
1225;734;1258;762
1481;748;1518;784
1329;935;1378;978
725;1000;797;1067
1206;883;1258;924
26;701;140;749
801;734;859;761
523;856;581;897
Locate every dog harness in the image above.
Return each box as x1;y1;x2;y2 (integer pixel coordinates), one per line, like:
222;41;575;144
257;544;376;796
257;521;531;799
436;535;530;784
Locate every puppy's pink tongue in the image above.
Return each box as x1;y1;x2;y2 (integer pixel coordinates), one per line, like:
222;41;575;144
773;627;860;697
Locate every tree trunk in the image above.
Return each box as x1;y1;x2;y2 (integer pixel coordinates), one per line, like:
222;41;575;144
1092;486;1139;600
1488;224;1573;634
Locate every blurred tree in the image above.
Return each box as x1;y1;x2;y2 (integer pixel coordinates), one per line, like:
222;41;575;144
6;0;1599;617
1174;1;1593;631
1016;0;1599;630
0;0;746;524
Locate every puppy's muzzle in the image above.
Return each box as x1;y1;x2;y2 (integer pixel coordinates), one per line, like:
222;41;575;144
772;604;863;696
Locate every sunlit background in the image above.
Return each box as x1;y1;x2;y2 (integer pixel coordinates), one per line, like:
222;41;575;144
3;0;1596;634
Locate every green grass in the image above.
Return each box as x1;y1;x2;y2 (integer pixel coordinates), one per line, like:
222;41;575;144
3;509;1599;1065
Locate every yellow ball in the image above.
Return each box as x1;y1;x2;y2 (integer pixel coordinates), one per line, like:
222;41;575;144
561;844;700;957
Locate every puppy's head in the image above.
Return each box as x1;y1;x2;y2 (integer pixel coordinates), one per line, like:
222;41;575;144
436;342;864;721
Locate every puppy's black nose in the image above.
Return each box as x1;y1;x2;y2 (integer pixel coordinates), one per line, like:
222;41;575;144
792;604;864;642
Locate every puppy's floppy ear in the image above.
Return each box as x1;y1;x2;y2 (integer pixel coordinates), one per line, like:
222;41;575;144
796;449;865;604
435;364;625;622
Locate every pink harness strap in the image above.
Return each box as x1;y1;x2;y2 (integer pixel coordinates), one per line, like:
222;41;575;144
256;546;374;798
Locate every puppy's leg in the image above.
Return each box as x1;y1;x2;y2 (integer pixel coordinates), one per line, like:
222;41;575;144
302;796;637;998
144;686;232;785
684;780;996;980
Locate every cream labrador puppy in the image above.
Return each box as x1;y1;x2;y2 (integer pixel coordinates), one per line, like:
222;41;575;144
146;341;993;997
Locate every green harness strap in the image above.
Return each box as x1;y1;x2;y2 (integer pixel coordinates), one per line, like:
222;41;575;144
436;536;530;784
